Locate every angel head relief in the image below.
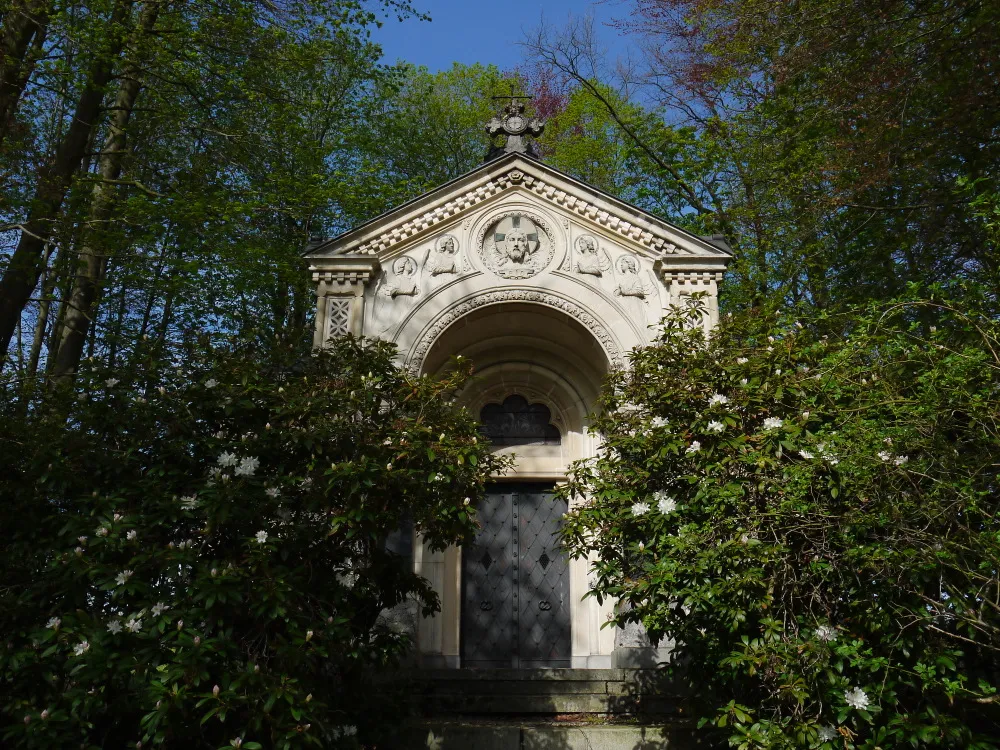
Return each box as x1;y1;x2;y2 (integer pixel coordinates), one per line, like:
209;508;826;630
426;235;459;276
575;235;610;277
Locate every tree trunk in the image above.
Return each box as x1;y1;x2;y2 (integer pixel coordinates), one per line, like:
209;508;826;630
49;0;160;382
0;0;51;142
0;0;133;365
25;240;55;378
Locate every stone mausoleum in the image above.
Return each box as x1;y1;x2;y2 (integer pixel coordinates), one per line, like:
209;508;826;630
304;102;731;744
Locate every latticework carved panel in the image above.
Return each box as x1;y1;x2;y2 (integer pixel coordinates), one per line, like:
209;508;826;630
326;297;353;339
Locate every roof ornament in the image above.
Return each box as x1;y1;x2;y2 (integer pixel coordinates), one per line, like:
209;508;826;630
485;95;544;162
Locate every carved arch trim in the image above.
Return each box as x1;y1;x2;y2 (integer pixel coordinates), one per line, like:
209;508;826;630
404;289;625;375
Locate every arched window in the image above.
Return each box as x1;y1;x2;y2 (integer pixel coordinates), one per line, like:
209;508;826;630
479;395;561;446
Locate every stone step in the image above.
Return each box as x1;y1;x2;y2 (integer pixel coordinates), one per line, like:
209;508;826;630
390;721;696;749
404;669;680;717
422;692;678;715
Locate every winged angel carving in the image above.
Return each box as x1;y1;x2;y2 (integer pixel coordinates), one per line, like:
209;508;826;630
574;235;611;277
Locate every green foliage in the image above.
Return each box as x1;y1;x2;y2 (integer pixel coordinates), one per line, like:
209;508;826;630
0;335;502;748
561;287;1000;747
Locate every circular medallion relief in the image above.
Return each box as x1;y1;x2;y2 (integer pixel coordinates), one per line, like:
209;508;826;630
477;211;555;279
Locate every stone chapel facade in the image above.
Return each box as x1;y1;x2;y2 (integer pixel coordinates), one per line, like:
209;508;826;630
304;105;731;671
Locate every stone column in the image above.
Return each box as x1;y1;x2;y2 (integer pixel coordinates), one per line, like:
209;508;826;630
309;256;381;345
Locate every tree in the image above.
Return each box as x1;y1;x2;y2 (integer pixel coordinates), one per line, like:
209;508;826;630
0;334;502;748
561;289;1000;747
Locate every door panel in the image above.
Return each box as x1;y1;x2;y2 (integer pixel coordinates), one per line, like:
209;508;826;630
461;484;570;668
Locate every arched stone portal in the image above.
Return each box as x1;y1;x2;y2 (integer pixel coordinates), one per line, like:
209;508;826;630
303;149;730;670
412;302;617;667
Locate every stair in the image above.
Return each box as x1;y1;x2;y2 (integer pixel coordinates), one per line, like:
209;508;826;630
382;669;701;749
413;668;679;716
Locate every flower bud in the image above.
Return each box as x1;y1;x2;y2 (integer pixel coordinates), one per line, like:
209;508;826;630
194;636;201;646
305;630;313;642
463;497;470;506
177;620;184;630
305;693;312;703
41;710;49;720
213;685;220;697
254;664;260;673
23;715;30;725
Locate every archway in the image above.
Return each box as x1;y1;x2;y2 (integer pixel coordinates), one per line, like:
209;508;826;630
413;302;616;668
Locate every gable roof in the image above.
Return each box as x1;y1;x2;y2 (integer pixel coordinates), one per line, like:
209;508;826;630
304;152;732;262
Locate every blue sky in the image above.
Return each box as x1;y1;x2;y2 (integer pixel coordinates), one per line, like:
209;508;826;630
370;0;633;72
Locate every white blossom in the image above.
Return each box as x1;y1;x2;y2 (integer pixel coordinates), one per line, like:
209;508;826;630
73;641;90;656
650;416;668;428
631;501;651;516
217;452;238;467
205;378;218;389
655;492;677;514
763;417;783;430
775;369;782;376
235;456;259;477
115;570;134;586
708;393;729;406
736;357;748;364
46;617;61;630
113;513;124;522
844;687;869;710
126;530;137;541
125;617;142;633
105;378;119;387
817;725;838;742
151;603;167;617
637;541;645;551
707;420;724;433
877;451;892;462
265;487;280;499
815;624;838;642
230;739;242;749
107;620;123;634
255;530;268;544
799;449;814;459
686;440;702;454
740;378;749;386
180;496;198;510
893;455;909;466
78;536;87;545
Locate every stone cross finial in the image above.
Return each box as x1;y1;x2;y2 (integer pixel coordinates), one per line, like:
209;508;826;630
485;97;545;161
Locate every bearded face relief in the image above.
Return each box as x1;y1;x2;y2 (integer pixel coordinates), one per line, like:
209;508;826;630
479;212;555;279
504;230;530;263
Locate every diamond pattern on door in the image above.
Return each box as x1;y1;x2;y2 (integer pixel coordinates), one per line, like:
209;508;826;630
461;484;570;668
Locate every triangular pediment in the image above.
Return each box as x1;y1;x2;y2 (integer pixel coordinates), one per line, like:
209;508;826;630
304;153;731;265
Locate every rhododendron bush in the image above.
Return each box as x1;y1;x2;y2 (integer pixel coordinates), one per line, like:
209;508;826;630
561;289;1000;748
0;336;500;749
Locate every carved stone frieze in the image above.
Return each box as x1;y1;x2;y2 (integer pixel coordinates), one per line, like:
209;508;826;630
614;254;653;300
406;290;624;374
574;235;611;277
380;256;419;298
351;168;698;257
477;211;555;279
423;234;461;276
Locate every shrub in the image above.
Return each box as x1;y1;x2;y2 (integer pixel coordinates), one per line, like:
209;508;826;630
0;336;500;749
562;288;1000;748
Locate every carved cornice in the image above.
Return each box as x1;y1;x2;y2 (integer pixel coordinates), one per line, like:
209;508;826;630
406;290;625;375
350;169;699;258
309;256;381;288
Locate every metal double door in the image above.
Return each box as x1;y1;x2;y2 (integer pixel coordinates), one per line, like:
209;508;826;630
461;483;570;668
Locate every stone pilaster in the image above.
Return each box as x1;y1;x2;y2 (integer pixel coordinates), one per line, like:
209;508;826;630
653;258;726;330
309;256;381;346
